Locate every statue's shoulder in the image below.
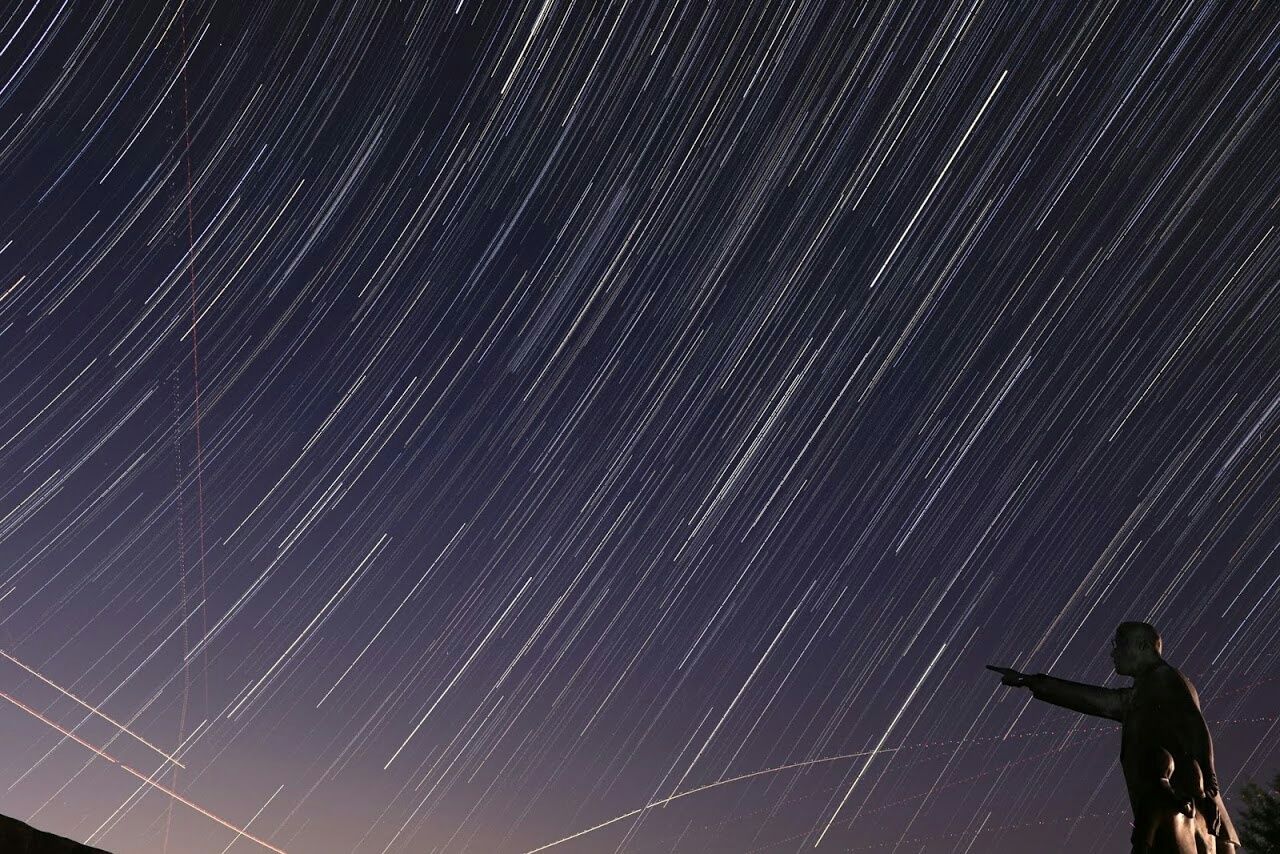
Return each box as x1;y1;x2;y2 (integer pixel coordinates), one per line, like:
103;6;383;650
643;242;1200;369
1152;662;1200;703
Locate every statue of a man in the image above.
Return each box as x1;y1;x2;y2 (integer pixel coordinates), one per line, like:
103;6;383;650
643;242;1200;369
989;621;1240;853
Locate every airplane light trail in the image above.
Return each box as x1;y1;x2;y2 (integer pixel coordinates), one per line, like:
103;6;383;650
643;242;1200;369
0;689;287;854
519;746;904;854
0;649;186;769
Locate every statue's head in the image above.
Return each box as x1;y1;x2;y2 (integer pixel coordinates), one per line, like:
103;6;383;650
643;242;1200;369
1111;621;1162;675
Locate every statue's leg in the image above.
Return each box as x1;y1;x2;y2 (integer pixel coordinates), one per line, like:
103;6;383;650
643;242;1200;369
1154;810;1201;853
1191;810;1214;854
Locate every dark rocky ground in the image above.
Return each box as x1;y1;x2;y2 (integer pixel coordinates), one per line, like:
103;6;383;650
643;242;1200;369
0;814;110;853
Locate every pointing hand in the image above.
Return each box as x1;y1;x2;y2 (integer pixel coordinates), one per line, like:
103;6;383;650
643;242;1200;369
986;664;1029;688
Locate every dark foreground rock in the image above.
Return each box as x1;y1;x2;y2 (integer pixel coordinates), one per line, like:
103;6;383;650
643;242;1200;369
0;814;110;853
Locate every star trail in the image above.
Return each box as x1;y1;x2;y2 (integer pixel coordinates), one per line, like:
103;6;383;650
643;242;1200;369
1;1;1278;852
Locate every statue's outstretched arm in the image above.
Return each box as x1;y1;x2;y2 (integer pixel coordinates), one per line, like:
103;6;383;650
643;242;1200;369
1024;673;1128;721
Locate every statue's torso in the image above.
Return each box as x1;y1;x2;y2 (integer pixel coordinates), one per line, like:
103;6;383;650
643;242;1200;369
1118;665;1234;853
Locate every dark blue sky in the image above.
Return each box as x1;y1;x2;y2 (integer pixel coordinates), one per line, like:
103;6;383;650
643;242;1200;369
0;1;1278;851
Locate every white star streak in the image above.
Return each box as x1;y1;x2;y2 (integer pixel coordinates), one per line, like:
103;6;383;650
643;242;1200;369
814;642;948;847
225;534;390;719
866;70;1007;290
383;575;533;769
316;523;469;708
666;599;802;799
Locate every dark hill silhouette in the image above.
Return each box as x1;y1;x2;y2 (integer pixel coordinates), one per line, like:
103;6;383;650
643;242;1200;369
0;813;110;853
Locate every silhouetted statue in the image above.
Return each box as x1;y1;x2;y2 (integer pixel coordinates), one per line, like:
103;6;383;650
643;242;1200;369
0;813;110;852
989;621;1240;853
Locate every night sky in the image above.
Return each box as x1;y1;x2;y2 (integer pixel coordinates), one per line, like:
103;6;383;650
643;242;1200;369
1;1;1278;852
